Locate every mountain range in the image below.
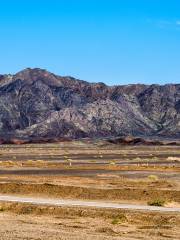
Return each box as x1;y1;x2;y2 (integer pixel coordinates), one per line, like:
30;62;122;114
0;68;179;140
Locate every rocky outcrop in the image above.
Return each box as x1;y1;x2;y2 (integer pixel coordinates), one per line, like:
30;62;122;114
0;68;179;140
107;136;180;146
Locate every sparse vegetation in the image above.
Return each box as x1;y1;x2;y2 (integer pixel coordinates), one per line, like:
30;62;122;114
0;143;179;239
147;199;166;207
111;214;127;224
109;160;116;166
0;206;5;212
36;160;45;165
148;175;159;181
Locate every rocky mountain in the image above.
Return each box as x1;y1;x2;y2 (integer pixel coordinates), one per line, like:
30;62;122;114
0;68;179;140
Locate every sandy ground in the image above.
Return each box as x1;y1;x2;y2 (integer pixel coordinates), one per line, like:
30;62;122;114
0;209;179;240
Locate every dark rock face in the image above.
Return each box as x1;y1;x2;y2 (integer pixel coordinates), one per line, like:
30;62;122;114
0;68;179;139
106;136;180;146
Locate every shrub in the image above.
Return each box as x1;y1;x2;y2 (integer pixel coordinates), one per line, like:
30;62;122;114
26;160;35;165
36;160;45;165
148;175;159;181
111;214;127;224
148;199;166;207
0;206;5;212
109;160;116;166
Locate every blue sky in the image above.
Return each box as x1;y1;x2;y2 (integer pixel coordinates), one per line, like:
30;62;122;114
0;0;180;85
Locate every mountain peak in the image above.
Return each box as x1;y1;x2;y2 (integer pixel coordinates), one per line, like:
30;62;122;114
13;68;64;87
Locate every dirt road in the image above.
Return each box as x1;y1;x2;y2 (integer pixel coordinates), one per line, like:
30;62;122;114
0;194;179;212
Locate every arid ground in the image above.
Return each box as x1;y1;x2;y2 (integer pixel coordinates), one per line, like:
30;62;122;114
0;140;179;239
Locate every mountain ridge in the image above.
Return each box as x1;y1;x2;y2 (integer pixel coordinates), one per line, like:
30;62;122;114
0;68;179;140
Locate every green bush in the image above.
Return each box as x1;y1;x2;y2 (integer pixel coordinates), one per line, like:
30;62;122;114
148;199;166;207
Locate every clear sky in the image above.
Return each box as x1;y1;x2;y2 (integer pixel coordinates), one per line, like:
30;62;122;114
0;0;180;85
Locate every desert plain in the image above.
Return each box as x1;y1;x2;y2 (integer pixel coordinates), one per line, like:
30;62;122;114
0;140;179;240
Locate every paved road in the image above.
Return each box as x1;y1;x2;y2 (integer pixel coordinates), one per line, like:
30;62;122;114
0;195;180;213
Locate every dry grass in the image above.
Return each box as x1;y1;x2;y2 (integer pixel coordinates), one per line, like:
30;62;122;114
148;175;159;181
